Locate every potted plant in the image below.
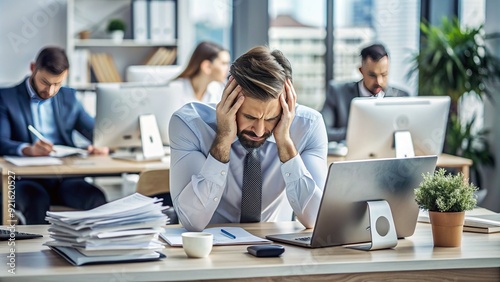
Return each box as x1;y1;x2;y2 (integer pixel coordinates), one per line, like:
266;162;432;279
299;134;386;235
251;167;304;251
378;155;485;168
107;18;126;43
415;168;477;247
407;18;500;184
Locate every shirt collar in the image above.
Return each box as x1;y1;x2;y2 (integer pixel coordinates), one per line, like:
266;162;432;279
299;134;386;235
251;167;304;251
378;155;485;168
358;80;385;98
25;76;51;104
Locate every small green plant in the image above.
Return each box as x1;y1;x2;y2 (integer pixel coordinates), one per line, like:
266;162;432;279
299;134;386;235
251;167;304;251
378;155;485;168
106;19;126;33
415;168;477;212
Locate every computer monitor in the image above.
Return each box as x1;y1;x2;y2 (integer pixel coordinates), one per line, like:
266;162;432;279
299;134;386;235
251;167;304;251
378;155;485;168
94;82;186;150
345;96;450;160
126;65;182;84
266;156;438;249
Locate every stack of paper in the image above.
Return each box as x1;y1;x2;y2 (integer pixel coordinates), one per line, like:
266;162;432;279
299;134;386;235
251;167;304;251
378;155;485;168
44;193;169;265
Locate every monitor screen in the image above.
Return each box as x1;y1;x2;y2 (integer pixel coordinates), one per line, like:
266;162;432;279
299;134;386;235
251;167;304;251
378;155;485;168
345;96;450;160
94;82;187;149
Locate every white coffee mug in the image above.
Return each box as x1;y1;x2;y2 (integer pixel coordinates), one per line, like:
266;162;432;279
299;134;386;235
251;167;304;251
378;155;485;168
182;232;213;258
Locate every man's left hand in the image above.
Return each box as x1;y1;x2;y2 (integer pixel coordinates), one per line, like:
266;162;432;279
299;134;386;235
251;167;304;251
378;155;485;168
274;79;297;162
87;145;109;155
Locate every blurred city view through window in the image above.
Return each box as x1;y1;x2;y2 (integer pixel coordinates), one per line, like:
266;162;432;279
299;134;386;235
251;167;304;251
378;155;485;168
187;0;485;115
270;0;420;110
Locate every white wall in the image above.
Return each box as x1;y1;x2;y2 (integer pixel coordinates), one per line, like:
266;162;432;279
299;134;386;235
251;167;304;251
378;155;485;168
0;0;67;86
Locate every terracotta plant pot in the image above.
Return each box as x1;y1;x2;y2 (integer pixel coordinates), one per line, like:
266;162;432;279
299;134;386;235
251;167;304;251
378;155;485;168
78;30;91;40
429;211;465;247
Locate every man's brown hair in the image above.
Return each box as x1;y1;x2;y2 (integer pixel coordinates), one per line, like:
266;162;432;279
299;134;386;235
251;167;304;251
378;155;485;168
34;46;69;75
230;46;292;101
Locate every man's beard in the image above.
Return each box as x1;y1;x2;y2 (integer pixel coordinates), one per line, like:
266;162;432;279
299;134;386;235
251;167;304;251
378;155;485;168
238;130;272;149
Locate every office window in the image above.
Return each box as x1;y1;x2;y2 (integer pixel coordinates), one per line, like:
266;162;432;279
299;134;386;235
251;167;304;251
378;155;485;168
460;0;485;29
459;0;486;133
179;0;232;63
269;0;326;110
333;0;420;95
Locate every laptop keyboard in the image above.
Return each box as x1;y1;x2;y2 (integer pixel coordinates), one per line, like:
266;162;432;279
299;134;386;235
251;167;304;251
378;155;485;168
294;236;312;242
0;229;43;240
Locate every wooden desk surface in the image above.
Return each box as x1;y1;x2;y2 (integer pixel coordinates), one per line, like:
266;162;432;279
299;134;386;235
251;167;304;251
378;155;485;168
1;156;169;224
328;153;473;180
1;222;499;282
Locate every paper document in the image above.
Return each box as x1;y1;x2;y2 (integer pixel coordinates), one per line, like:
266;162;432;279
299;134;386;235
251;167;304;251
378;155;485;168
48;246;163;266
50;145;88;158
160;227;271;246
4;156;63;166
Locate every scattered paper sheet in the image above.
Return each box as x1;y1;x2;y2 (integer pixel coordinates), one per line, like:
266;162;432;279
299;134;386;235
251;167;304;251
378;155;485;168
4;156;63;166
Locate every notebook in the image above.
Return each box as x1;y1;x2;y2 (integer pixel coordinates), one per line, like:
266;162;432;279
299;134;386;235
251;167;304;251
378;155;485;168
160;227;271;246
266;156;438;248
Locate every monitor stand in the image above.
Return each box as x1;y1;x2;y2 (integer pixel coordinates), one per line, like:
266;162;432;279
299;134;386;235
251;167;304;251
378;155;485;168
394;131;415;158
112;114;165;162
348;200;398;251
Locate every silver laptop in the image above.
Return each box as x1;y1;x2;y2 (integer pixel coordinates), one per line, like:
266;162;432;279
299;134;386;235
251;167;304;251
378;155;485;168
266;156;438;248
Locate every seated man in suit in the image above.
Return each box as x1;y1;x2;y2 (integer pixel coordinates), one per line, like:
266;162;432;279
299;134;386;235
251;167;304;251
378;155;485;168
169;46;328;231
321;43;409;142
0;46;108;224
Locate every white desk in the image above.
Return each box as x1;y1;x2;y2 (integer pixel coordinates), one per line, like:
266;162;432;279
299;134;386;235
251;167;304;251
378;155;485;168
1;156;169;224
0;222;499;281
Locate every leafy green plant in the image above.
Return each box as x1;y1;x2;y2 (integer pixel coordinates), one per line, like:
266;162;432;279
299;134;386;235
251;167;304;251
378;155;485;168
415;168;477;212
408;18;500;110
407;17;500;170
106;18;126;33
446;114;494;168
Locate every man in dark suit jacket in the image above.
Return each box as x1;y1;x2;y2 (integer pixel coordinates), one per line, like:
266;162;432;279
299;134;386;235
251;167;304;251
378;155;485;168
321;44;409;142
0;47;108;224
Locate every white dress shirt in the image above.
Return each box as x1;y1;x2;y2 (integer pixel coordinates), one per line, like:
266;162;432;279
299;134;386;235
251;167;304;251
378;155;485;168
176;78;224;104
358;81;385;98
169;102;328;231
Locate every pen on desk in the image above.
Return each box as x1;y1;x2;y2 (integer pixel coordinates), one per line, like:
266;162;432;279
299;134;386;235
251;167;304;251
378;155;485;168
220;229;236;239
28;125;51;143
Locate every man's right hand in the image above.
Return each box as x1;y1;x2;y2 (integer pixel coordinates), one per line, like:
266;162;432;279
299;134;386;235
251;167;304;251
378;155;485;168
210;76;244;163
22;140;54;156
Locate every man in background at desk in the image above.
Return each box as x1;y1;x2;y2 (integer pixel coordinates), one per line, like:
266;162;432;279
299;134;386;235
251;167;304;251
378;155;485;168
320;43;409;142
0;46;108;224
170;46;328;231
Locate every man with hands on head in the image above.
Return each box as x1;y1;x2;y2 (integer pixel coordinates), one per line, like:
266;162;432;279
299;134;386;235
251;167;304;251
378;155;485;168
0;46;108;224
169;46;328;231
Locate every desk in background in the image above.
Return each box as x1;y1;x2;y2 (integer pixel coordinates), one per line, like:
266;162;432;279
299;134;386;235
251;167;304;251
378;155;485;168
0;222;499;281
328;153;473;181
1;156;169;224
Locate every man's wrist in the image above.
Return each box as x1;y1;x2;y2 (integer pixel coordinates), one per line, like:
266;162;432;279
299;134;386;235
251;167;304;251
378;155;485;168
277;139;297;163
209;135;232;163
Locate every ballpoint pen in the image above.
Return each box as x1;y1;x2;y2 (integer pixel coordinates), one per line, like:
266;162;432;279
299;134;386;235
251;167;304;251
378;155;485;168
28;125;51;143
220;229;236;239
28;125;56;153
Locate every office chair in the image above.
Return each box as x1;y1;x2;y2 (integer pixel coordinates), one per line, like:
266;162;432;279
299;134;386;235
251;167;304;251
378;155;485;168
136;169;177;224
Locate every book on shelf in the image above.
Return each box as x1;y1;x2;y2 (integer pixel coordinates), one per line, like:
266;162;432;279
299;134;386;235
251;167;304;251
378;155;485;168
132;0;149;42
90;53;122;83
149;0;176;42
69;49;90;86
144;47;177;65
160;226;272;247
463;214;500;234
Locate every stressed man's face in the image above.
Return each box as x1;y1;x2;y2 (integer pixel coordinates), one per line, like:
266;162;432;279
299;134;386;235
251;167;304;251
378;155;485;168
359;56;389;95
236;95;282;148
